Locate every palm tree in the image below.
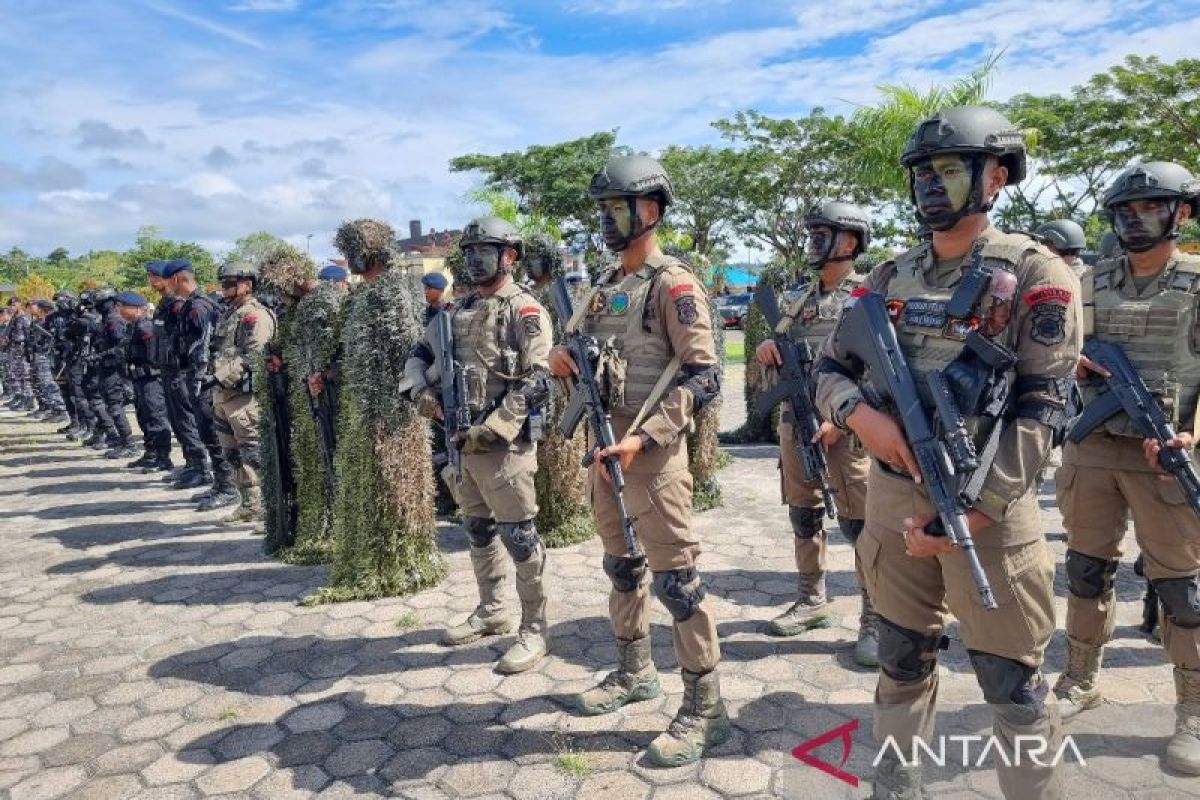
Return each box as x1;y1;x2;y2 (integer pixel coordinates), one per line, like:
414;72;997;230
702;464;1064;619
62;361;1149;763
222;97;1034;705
850;52;1001;204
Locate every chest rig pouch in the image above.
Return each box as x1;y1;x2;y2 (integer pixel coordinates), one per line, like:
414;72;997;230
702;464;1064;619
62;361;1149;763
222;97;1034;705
1087;255;1200;436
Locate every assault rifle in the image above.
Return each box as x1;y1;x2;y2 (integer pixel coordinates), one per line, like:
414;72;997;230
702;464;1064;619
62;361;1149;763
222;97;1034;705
830;291;998;609
266;367;297;546
551;276;642;560
753;283;836;518
433;310;470;481
303;350;338;500
1068;339;1200;516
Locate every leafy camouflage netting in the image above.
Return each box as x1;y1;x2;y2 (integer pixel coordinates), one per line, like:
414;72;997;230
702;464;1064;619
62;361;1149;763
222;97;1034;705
530;240;593;546
333;219;398;274
270;281;346;563
725;261;790;445
260;298;299;555
259;243;317;298
306;266;444;603
443;244;469;287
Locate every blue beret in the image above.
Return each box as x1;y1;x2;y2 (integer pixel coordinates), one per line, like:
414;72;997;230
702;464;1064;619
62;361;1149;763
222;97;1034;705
144;259;167;277
421;272;448;290
318;265;349;282
115;291;148;307
160;258;194;278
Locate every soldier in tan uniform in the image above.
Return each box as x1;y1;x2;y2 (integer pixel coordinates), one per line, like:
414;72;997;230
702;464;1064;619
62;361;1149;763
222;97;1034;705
409;217;554;675
549;155;725;767
1054;161;1200;774
210;261;277;523
816;107;1081;799
1034;219;1089;279
757;201;878;666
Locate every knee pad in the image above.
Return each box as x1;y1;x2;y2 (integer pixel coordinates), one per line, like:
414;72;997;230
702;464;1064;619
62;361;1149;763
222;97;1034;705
463;516;497;549
877;617;947;683
967;649;1048;726
498;520;541;563
838;517;864;546
789;505;823;539
223;447;243;468
1065;549;1117;599
603;553;647;593
651;568;707;622
240;442;262;471
1154;575;1200;629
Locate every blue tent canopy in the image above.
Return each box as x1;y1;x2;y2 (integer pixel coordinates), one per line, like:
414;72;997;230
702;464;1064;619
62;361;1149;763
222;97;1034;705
716;266;757;287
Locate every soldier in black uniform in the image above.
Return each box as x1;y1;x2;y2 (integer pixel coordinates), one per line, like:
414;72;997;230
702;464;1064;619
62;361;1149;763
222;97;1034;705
78;290;122;450
154;260;210;489
26;299;68;422
47;291;82;433
92;290;137;459
162;259;236;510
62;292;98;442
115;291;174;472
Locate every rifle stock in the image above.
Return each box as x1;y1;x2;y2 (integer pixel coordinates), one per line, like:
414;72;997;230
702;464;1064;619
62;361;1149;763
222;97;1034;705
833;291;998;609
1069;339;1200;516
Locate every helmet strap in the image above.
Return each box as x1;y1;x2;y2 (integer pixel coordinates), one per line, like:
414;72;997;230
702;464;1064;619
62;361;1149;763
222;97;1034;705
1114;198;1182;253
608;198;662;252
910;154;990;232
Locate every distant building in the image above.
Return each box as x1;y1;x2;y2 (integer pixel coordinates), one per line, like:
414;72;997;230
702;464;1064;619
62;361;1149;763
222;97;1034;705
396;219;461;257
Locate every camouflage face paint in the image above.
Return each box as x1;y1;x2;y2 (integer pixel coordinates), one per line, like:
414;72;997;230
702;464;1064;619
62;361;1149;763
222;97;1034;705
1113;199;1174;251
463;243;501;284
598;197;636;251
913;154;973;214
806;225;834;266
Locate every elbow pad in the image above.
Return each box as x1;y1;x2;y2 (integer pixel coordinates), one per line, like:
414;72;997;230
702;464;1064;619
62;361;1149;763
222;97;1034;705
680;363;721;412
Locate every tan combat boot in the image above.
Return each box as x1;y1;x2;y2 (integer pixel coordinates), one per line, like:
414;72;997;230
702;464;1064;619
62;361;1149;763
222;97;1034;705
871;749;927;800
645;668;732;767
443;539;514;646
577;636;661;716
1052;637;1104;720
222;487;255;524
767;570;831;637
497;546;548;674
1167;666;1200;774
855;587;880;669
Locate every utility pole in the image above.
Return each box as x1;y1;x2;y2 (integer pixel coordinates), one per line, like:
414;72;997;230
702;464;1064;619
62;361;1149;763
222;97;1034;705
306;233;313;256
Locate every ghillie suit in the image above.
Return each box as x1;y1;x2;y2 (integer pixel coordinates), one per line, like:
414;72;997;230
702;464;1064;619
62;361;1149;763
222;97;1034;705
523;234;594;547
310;221;444;602
278;280;345;562
257;244;317;554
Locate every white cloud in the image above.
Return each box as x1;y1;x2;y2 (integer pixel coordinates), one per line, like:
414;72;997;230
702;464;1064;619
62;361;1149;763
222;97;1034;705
142;0;264;48
1;0;1197;260
227;0;299;10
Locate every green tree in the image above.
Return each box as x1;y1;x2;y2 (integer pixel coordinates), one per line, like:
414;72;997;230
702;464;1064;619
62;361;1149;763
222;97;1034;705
658;145;741;260
450;131;624;257
225;231;290;268
119;226;217;289
848;53;999;209
714;109;864;271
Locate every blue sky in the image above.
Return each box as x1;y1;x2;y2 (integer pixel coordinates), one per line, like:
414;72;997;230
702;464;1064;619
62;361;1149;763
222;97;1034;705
1;0;1198;261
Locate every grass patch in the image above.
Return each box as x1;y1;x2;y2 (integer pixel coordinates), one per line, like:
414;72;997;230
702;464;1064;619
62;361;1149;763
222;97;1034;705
396;611;419;629
724;338;745;363
218;705;240;721
547;733;592;778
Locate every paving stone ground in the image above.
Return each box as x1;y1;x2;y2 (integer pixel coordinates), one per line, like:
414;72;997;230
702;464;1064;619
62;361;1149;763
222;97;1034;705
0;381;1195;799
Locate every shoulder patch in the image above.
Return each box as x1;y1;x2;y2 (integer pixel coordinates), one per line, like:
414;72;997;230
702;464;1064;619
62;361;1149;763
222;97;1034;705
518;305;540;317
241;314;257;325
668;283;694;299
674;295;698;325
1023;287;1072;307
1029;303;1067;346
520;310;542;338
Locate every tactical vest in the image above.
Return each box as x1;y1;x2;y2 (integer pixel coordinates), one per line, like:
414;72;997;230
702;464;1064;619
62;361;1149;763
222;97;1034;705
574;256;684;418
780;273;861;349
450;282;536;418
212;299;274;377
1084;253;1200;436
883;231;1037;445
125;319;158;379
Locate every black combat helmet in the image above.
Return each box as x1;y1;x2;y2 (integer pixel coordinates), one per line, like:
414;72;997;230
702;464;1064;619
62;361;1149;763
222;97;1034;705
804;201;872;266
1102;161;1200;252
1034;219;1087;254
901;106;1027;231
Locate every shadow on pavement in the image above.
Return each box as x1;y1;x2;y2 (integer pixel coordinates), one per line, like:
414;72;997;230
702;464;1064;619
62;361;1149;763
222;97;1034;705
81;566;326;606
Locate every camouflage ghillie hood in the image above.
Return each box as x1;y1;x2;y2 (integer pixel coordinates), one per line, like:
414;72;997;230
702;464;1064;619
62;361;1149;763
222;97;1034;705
339;267;422;434
334;218;398;274
285;281;344;376
521;234;564;283
443;241;470;287
260;243;317;299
